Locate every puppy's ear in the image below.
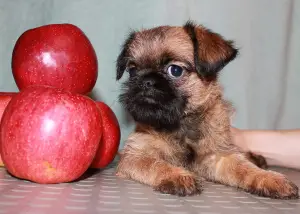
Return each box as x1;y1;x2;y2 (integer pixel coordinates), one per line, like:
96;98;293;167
184;21;238;78
116;31;136;80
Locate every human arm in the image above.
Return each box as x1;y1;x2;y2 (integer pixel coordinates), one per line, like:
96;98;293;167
231;127;300;170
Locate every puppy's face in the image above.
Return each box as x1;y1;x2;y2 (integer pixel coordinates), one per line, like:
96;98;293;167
116;21;238;131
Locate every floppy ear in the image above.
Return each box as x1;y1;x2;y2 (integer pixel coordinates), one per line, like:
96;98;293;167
116;31;136;80
184;21;238;78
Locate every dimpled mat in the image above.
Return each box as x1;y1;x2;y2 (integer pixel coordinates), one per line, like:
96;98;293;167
0;162;299;214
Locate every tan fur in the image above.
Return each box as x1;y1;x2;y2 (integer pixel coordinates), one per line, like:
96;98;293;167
193;26;236;64
116;24;298;199
129;27;193;68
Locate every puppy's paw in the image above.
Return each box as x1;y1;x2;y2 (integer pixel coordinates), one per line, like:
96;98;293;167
249;171;299;199
154;174;204;196
115;171;128;179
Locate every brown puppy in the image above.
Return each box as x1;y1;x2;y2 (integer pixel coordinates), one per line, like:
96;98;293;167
115;21;299;199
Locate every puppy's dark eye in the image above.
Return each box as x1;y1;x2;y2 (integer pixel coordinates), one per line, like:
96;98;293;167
127;66;137;77
167;65;184;78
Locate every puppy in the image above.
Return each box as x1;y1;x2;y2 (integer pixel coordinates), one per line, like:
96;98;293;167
115;21;299;199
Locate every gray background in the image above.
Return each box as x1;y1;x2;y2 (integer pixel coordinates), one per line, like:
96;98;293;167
0;0;299;148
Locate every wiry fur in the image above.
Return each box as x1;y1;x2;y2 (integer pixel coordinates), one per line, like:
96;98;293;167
115;21;299;199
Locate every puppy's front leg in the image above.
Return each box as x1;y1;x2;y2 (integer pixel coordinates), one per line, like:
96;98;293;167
200;153;299;199
116;152;203;196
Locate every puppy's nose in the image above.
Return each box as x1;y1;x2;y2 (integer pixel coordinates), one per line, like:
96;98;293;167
143;78;156;88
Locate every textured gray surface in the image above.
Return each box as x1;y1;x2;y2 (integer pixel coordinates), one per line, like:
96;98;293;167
0;164;299;214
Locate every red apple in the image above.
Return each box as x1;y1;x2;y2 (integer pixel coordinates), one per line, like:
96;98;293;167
0;92;17;119
90;101;121;169
0;86;102;183
11;23;98;94
0;92;17;167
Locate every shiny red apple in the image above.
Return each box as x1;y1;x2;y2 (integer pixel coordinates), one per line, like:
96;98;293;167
0;86;102;183
0;92;17;167
11;23;98;94
90;101;121;169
